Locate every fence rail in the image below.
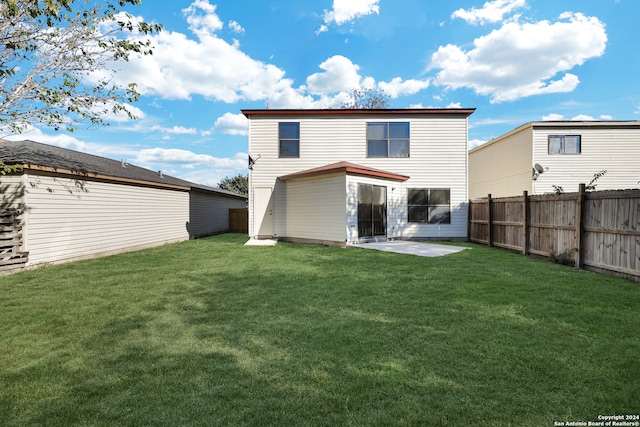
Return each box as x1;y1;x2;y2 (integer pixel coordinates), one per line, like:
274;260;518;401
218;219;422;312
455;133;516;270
468;185;640;282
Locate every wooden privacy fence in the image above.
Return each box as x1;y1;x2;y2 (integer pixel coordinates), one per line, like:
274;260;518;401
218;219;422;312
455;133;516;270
0;209;28;272
229;208;248;234
468;185;640;281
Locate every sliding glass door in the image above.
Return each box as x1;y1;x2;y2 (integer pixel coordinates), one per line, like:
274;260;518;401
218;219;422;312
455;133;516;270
357;184;387;240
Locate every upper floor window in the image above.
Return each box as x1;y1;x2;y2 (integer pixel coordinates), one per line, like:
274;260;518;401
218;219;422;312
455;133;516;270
367;122;410;158
407;188;451;224
279;122;300;158
548;135;581;154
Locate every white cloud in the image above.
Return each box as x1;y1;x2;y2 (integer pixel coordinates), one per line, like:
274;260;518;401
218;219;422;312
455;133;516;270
109;104;146;123
85;1;427;112
86;0;292;104
542;113;613;121
452;0;527;25
469;139;487;149
323;0;380;26
228;20;245;34
430;12;607;103
316;25;328;35
306;55;363;95
542;113;565;121
301;56;430;106
150;125;198;135
135;147;243;167
215;112;248;135
182;0;223;38
378;77;430;99
1;125;139;159
179;152;247;186
571;114;596;121
77;100;146;124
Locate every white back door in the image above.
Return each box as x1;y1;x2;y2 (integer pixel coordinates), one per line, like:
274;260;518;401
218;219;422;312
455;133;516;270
254;187;274;237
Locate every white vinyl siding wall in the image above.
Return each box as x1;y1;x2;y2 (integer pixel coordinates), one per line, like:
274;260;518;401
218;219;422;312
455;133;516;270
285;173;347;243
248;113;469;241
22;174;189;266
532;126;640;194
468;127;533;199
188;190;246;238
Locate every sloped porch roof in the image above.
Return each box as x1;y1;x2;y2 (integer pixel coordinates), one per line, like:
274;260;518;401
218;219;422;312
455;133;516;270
278;161;410;182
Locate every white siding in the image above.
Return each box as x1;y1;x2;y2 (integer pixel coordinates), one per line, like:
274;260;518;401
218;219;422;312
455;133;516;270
285;173;347;243
248;113;469;240
532;126;640;194
188;191;246;238
468;127;533;199
23;174;189;266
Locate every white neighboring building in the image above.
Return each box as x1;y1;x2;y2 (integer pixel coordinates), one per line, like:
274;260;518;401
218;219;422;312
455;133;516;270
469;121;640;199
242;108;475;245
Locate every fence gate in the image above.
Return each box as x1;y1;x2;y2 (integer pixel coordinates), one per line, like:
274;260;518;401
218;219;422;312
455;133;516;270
229;208;248;234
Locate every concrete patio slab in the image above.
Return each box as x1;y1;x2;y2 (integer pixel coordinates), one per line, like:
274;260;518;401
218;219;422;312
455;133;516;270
244;238;278;246
353;240;469;257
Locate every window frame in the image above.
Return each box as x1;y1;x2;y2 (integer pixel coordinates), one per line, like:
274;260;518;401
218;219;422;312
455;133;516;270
279;122;300;158
407;188;451;224
366;122;410;158
548;135;581;155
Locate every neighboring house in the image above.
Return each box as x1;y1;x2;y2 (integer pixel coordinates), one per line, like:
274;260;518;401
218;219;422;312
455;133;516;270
0;140;246;270
469;121;640;199
242;108;475;246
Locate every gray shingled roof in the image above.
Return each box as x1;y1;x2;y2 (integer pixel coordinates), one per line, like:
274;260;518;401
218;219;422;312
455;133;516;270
0;140;246;199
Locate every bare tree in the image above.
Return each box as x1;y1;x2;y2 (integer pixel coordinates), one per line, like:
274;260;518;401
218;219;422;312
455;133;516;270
341;87;390;109
0;0;163;134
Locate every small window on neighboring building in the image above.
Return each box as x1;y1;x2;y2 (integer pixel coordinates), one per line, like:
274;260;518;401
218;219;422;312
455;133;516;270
408;188;451;224
548;135;581;154
367;122;410;158
279;122;300;158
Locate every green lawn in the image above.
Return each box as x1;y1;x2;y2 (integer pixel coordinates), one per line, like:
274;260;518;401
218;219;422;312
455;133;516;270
0;234;638;426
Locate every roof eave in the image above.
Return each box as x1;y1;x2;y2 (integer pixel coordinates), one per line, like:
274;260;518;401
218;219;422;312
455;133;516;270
242;108;475;118
279;164;409;183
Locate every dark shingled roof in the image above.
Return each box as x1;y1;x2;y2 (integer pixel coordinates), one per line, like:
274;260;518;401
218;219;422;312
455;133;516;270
0;140;246;199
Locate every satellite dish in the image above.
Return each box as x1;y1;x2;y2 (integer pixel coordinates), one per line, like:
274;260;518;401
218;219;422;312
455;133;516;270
248;154;261;170
534;163;545;174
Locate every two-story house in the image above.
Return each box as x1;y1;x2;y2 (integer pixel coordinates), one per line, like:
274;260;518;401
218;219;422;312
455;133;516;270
242;108;475;246
469;121;640;199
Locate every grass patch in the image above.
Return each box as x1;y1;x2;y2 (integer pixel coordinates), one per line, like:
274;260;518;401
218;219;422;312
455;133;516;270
1;234;638;426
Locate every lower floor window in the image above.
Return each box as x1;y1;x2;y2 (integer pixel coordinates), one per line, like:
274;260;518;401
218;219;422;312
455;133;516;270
408;188;451;224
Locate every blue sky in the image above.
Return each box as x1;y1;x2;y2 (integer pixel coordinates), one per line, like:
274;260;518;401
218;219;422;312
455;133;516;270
4;0;638;187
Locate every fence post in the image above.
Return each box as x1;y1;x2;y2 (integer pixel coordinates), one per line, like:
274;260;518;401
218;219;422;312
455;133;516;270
575;183;586;270
467;200;472;242
522;190;529;256
487;194;493;247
